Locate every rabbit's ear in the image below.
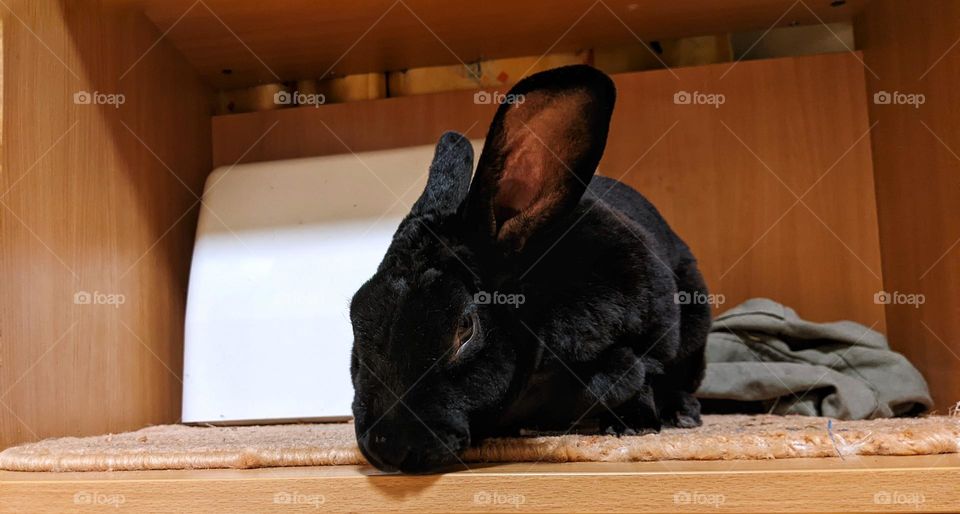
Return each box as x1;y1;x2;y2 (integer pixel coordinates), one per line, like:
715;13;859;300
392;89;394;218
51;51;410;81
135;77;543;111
411;131;474;216
466;65;615;251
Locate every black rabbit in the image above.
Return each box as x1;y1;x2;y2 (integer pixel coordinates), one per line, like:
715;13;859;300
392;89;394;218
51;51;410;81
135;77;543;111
349;65;710;473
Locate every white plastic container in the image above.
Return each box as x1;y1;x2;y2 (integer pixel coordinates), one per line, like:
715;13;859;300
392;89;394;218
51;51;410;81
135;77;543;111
182;141;481;424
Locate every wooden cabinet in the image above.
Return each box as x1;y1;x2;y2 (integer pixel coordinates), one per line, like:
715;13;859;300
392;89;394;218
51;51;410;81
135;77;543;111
1;1;958;511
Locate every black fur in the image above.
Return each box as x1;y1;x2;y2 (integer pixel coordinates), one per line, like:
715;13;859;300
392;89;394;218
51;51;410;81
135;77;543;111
349;65;710;473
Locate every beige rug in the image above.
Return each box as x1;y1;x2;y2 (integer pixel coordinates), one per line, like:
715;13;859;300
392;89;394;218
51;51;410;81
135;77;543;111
2;414;959;472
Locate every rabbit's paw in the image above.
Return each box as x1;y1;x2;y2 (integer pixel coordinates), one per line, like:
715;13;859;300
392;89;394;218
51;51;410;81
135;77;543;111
598;410;661;437
602;424;660;437
660;392;703;428
663;411;700;428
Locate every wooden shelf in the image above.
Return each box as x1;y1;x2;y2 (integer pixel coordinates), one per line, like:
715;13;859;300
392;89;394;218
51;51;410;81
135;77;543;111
3;455;959;512
118;0;867;88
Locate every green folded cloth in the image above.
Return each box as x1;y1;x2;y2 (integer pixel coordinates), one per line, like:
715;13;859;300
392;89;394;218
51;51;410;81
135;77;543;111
697;298;932;419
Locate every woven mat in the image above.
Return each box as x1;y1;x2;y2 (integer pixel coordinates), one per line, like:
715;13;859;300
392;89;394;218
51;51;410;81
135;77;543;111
2;414;958;472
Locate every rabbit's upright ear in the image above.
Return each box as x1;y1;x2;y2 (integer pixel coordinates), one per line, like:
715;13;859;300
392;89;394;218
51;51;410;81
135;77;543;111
411;131;474;217
465;65;616;252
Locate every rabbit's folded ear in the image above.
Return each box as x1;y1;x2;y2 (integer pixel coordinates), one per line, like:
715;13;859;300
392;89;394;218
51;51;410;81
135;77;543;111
465;65;616;252
411;131;475;216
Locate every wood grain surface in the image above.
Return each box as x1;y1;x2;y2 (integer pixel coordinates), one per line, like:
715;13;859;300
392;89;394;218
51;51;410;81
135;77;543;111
855;0;960;409
214;52;886;329
2;455;959;512
119;0;866;88
0;0;211;449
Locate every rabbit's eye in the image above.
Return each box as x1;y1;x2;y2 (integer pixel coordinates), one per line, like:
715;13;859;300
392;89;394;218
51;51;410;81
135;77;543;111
454;311;478;357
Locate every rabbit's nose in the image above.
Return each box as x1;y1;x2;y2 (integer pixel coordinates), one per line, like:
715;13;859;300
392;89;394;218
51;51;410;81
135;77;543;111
361;433;410;472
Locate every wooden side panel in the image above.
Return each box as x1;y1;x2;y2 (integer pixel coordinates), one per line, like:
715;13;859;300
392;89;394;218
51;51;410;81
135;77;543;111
0;1;212;448
213;52;885;329
856;1;960;409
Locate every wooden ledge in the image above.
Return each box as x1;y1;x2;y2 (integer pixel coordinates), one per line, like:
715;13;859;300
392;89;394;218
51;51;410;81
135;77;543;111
3;455;959;512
